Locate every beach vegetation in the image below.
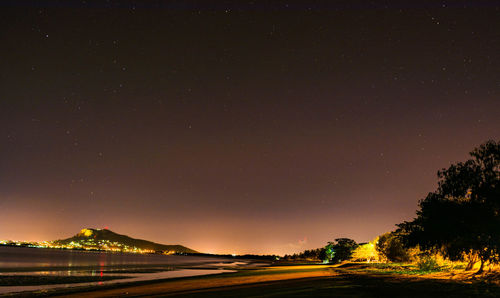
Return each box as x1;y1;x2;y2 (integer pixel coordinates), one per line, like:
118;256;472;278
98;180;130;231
398;140;500;274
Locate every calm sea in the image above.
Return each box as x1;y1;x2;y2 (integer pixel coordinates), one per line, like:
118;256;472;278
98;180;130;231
0;246;230;268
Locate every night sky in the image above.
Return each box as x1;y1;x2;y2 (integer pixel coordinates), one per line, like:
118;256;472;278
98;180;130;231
1;1;499;255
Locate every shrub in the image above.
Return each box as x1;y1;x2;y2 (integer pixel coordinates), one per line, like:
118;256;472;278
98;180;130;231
417;256;441;272
376;232;410;262
351;238;379;263
324;238;358;263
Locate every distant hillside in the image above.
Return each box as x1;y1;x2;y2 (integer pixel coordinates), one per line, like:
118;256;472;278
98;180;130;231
53;228;198;254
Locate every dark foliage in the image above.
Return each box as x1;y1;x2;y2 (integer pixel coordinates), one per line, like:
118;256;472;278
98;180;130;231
283;247;326;262
398;140;500;273
327;238;358;263
376;232;410;262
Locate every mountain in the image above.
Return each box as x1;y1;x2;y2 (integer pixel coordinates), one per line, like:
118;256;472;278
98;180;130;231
53;228;198;254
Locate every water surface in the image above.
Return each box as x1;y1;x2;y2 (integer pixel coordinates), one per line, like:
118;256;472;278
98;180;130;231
0;246;243;295
0;269;234;295
0;246;233;269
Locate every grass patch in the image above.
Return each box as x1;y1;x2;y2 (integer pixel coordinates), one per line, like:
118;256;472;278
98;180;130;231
337;262;445;275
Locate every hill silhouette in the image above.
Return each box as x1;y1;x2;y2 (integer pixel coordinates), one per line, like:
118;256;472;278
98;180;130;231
53;228;198;254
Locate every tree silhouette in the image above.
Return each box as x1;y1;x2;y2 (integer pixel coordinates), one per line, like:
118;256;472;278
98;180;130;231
326;238;358;263
376;232;410;262
398;140;500;273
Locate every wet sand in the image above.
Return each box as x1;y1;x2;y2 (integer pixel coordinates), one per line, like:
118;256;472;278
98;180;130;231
58;265;337;297
50;264;500;297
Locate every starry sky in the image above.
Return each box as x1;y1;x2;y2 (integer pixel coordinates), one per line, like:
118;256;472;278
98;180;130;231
1;1;499;255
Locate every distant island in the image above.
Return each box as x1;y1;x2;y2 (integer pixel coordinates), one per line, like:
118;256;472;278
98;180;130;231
0;228;198;255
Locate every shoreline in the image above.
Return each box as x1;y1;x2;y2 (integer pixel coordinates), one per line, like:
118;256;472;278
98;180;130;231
2;263;500;297
25;265;336;297
0;268;236;296
17;264;500;297
0;256;272;296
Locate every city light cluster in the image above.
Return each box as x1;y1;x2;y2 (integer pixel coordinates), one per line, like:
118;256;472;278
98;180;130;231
0;239;165;254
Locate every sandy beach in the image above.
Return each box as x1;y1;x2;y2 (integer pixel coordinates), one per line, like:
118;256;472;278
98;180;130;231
39;264;500;297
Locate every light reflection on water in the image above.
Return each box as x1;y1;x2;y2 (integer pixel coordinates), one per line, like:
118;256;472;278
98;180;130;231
0;266;175;276
0;247;252;295
0;269;235;295
0;246;224;268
